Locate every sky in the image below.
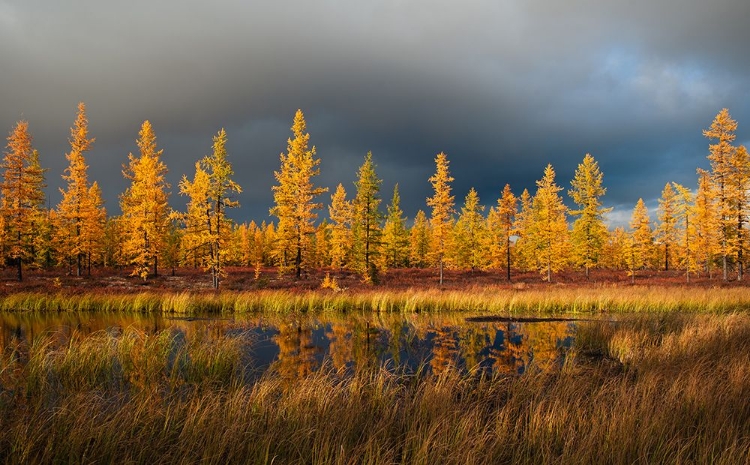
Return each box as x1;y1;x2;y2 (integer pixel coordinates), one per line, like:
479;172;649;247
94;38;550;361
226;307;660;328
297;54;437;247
1;0;749;227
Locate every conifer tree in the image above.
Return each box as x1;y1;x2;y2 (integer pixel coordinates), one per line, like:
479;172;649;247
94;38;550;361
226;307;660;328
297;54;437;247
270;110;327;278
202;129;241;289
673;183;698;282
409;210;430;268
513;189;535;272
453;188;486;271
728;145;749;279
427;152;455;285
693;169;719;277
0;121;47;281
55;102;105;276
119;120;170;279
704;108;737;280
656;182;678;271
351;151;383;283
530;164;569;281
568;153;610;278
179;162;211;269
627;198;652;282
328;183;353;270
381;184;409;268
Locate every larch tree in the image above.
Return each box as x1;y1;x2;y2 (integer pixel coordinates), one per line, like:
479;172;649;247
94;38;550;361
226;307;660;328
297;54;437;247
672;183;698;282
627;198;653;283
0;121;47;281
328;183;353;270
568;153;610;278
427;152;455;285
453;188;486;271
728;145;749;280
119;120;170;280
270;110;327;279
55;102;105;276
201;129;241;289
381;184;409;268
179;162;211;269
351;151;383;283
694;169;720;277
530;164;569;282
703;108;737;280
656;182;678;271
409;209;430;268
513;189;535;272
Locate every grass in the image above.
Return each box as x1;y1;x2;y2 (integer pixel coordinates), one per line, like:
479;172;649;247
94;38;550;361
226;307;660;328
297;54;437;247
0;312;748;463
1;285;750;316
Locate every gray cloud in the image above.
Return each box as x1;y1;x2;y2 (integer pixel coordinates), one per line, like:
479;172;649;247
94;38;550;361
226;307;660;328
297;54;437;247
1;0;749;226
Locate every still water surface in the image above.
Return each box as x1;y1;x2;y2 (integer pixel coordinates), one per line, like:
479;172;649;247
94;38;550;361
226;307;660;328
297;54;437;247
0;311;583;376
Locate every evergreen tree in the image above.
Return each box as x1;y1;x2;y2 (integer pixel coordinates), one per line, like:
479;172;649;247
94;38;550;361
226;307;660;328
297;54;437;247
513;189;535;272
694;169;720;277
672;183;698;282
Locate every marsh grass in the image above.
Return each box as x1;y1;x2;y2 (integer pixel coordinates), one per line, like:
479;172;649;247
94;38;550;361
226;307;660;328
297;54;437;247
2;285;750;316
0;313;748;463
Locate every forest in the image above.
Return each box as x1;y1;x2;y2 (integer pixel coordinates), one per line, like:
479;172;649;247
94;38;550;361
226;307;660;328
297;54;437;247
1;104;747;288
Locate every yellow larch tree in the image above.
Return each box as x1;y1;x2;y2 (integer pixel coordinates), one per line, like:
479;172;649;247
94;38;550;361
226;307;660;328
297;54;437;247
381;184;409;268
328;183;353;270
202;129;241;289
0;121;47;281
656;182;679;271
426;152;455;285
179;162;212;270
568;153;610;278
409;210;431;268
351;151;383;283
513;188;535;272
728;144;749;279
119;120;170;280
694;169;720;277
530;164;569;281
627;198;653;282
703;108;737;280
453;188;486;271
672;182;698;282
55;102;105;276
484;184;517;279
270;110;327;279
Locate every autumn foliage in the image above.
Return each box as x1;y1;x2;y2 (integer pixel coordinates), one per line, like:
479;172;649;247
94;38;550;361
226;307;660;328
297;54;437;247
0;106;749;285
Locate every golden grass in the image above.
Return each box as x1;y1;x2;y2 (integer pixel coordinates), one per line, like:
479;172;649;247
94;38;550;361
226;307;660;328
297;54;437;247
0;313;747;463
1;285;750;315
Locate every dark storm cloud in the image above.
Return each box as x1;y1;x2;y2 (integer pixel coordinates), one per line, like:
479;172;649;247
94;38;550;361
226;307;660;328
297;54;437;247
2;0;750;225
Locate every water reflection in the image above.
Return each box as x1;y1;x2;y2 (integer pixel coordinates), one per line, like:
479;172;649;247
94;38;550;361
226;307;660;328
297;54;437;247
0;312;578;377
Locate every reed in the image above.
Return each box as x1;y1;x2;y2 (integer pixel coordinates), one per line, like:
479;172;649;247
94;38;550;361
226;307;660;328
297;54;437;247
0;313;747;464
1;285;750;316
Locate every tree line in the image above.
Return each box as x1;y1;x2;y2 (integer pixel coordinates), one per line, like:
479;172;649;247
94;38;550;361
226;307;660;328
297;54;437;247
1;105;746;287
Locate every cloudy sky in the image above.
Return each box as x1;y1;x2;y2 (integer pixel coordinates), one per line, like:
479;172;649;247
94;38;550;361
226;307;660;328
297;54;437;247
1;0;749;226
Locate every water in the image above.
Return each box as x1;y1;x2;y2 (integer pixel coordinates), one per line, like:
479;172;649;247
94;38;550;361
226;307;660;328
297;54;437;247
0;311;581;377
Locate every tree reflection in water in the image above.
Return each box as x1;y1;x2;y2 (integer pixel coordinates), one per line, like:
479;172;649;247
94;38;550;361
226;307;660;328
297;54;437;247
0;312;577;380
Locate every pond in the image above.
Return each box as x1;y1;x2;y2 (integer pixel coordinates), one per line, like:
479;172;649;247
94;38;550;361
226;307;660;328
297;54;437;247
0;311;585;377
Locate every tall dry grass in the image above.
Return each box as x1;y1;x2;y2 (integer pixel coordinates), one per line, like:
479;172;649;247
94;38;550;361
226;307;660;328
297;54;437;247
0;313;747;463
1;285;750;315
